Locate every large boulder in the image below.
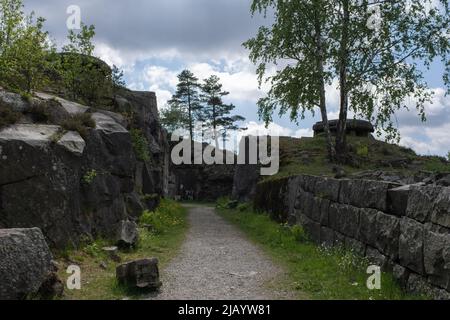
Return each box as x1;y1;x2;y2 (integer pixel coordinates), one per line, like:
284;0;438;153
0;124;85;247
0;228;53;300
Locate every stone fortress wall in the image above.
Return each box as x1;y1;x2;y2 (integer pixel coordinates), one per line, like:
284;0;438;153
254;174;450;299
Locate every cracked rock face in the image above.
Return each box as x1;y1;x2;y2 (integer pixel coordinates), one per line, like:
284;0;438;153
0;111;137;248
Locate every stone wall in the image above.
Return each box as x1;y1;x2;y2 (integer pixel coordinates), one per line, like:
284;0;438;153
254;175;450;299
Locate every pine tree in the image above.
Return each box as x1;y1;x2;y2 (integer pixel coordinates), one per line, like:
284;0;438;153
169;70;202;139
200;75;245;149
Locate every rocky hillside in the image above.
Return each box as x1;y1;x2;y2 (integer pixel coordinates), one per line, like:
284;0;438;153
0;86;169;249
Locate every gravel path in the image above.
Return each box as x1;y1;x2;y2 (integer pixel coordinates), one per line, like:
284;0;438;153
147;205;295;300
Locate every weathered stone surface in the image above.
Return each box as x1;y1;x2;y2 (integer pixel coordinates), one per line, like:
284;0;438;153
298;214;320;243
345;237;366;256
406;185;442;223
0;228;53;300
313;119;374;137
319;199;331;226
320;227;335;247
35;92;89;114
339;179;397;211
406;273;434;298
296;190;315;220
392;264;409;288
314;177;340;202
329;204;360;238
116;258;162;290
431;188;450;228
365;246;388;269
399;217;425;274
357;209;378;247
374;212;400;259
387;185;412;216
424;228;450;290
116;220;139;248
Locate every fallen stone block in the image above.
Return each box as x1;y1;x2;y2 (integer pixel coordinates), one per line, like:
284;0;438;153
116;220;139;249
116;258;162;290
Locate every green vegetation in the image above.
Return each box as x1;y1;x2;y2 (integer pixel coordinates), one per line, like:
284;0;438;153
130;128;150;162
245;0;449;162
82;169;97;185
217;203;425;300
1;0;126;107
61;113;95;139
267;135;450;181
161;70;245;143
0;0;56;94
57;199;188;300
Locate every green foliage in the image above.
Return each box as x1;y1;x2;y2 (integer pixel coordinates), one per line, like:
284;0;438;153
0;0;55;93
200;75;245;148
82;169;97;185
218;207;424;300
169;70;202;138
61;113;95;139
245;0;449;156
60;24;112;105
111;64;125;89
290;225;309;243
130;128;150;162
139;199;185;235
356;144;369;157
160;101;189;134
56;199;187;300
0;100;20;128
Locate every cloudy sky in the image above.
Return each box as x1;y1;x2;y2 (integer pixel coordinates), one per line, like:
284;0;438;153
24;0;450;156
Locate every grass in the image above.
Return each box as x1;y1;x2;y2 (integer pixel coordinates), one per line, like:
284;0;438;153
61;113;96;139
217;203;426;300
56;199;188;300
266;135;450;181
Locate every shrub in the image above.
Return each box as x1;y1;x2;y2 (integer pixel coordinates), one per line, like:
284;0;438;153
61;113;95;139
130;128;150;162
25;102;50;123
0;102;21;128
82;169;97;184
356;144;369;157
139;199;183;235
290;225;309;243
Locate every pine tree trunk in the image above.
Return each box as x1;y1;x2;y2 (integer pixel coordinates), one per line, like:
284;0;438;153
336;0;350;162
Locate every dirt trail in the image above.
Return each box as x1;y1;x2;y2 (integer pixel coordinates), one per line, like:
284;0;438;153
147;205;296;300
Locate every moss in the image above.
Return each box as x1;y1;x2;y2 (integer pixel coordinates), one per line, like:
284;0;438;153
130;128;150;162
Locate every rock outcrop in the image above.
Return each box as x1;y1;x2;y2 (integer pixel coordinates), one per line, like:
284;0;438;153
0;228;54;300
0;87;169;248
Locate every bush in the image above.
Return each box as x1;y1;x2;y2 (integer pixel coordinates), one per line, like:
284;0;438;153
139;199;184;235
130;128;150;162
25;102;50;123
356;144;369;157
0;102;21;128
61;113;95;139
290;225;309;243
